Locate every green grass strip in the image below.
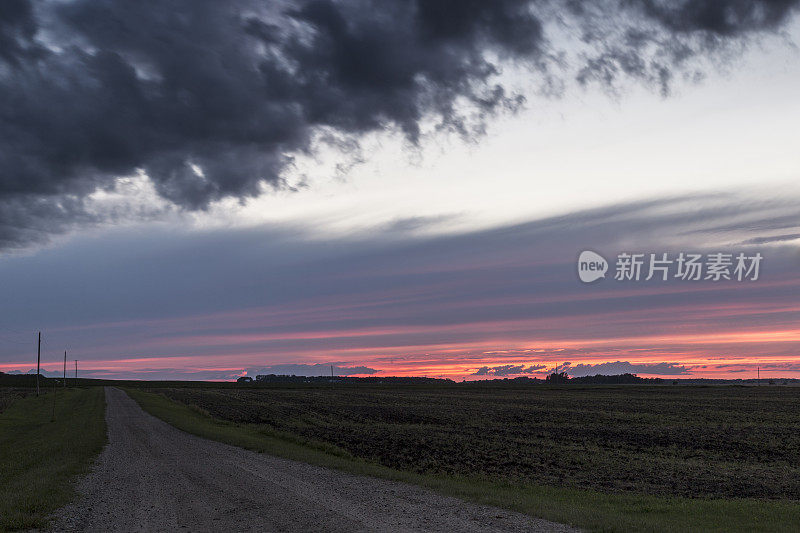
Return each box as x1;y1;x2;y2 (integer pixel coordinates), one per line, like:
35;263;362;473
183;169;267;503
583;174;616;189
0;387;107;531
126;388;800;533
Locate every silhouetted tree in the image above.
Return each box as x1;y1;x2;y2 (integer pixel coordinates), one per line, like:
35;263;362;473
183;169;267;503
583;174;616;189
545;371;570;383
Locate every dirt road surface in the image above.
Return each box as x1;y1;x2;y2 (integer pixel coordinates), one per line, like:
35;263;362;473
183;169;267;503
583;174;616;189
51;387;578;532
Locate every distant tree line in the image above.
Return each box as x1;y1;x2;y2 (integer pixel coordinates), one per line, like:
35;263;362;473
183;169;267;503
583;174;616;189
235;373;664;385
569;373;663;384
233;373;800;386
238;374;454;384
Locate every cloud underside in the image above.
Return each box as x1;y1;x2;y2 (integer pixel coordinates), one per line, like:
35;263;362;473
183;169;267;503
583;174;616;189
0;0;799;248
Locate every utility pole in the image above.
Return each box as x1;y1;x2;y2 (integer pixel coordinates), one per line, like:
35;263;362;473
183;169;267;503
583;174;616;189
757;366;760;385
331;365;334;378
75;360;78;386
63;350;67;387
36;331;41;396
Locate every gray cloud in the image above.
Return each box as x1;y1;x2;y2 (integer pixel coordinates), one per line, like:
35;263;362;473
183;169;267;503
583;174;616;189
757;362;800;372
471;364;546;376
562;360;692;376
471;360;694;377
7;368;65;378
381;214;462;234
0;1;798;247
740;233;800;245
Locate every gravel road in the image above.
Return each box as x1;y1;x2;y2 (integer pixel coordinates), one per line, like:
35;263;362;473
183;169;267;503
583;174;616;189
51;387;578;532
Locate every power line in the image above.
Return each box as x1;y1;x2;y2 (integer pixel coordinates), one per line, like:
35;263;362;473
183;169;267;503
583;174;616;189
36;331;41;397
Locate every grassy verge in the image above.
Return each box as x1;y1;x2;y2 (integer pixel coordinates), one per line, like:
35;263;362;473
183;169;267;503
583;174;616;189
126;388;800;532
0;387;106;531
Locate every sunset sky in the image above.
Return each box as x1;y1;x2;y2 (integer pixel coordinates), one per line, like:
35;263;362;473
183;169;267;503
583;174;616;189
1;1;799;380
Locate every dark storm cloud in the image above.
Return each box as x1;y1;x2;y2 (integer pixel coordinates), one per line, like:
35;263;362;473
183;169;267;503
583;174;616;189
1;0;798;248
572;0;800;95
0;0;41;66
634;0;800;35
0;0;542;223
0;195;91;249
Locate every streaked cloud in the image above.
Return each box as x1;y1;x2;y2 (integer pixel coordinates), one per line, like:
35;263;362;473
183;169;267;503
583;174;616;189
0;191;798;379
